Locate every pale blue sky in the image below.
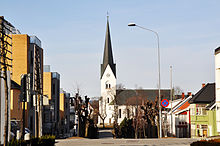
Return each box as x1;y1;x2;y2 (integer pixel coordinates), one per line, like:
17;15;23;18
2;0;220;97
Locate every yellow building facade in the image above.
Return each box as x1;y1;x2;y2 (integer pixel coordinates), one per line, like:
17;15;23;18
11;34;44;137
11;34;30;85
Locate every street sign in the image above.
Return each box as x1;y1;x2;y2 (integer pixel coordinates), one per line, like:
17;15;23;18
161;99;169;107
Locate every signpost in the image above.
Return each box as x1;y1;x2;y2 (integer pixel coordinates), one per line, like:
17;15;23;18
161;99;169;108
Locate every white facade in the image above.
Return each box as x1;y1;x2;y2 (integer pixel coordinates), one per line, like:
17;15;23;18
215;49;220;133
99;65;116;125
0;71;11;144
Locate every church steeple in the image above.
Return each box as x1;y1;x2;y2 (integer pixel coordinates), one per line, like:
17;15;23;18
101;17;116;79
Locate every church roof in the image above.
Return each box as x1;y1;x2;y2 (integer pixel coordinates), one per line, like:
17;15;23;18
101;18;116;79
111;89;171;105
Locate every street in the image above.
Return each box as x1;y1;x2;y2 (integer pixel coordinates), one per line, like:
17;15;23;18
55;130;198;146
55;137;198;146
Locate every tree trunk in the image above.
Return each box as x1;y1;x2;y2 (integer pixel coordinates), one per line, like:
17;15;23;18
102;119;105;128
157;117;160;138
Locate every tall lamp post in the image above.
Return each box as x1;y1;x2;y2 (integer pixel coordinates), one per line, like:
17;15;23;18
128;23;162;138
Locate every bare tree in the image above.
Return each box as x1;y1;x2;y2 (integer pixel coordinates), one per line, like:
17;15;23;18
98;96;107;128
116;83;125;90
174;86;183;96
141;97;159;138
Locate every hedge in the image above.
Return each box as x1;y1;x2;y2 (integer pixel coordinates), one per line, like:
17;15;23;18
9;135;55;146
191;138;220;146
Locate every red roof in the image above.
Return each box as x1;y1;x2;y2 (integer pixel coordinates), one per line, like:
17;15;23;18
178;101;190;110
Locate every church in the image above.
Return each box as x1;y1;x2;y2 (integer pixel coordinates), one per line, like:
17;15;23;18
98;18;171;126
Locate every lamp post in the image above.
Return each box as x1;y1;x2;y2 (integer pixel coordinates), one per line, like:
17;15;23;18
128;23;162;138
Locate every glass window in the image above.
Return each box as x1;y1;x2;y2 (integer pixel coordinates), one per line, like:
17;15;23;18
119;109;121;118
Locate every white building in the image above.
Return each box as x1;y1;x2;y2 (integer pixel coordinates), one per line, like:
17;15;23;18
166;95;192;138
215;47;220;134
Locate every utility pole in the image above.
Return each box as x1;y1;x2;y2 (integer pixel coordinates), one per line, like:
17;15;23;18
170;66;173;136
20;74;27;140
0;16;13;146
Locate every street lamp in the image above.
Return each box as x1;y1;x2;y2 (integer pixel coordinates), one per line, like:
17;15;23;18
128;23;162;138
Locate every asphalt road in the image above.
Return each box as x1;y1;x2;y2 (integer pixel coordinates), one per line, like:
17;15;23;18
55;138;198;146
55;129;198;146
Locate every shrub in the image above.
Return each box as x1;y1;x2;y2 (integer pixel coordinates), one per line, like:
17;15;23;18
9;135;55;146
87;119;98;139
191;139;220;146
113;118;135;138
9;139;28;146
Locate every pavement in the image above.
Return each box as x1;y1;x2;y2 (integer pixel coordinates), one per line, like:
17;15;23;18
55;129;198;146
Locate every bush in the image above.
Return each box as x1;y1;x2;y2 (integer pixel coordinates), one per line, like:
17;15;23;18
191;139;220;146
9;139;28;146
87;119;98;139
9;135;55;146
113;118;135;138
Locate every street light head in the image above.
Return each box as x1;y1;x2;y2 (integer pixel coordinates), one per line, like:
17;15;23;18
128;23;136;26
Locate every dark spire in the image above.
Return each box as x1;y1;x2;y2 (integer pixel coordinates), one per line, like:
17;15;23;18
101;17;116;79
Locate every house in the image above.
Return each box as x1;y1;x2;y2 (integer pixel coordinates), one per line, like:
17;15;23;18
189;83;218;137
166;93;192;138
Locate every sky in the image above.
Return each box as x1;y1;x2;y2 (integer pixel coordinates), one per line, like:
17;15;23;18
2;0;220;98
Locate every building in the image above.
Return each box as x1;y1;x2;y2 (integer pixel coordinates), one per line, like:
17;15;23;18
167;93;192;138
59;89;70;137
69;97;76;136
43;65;60;136
215;47;220;134
11;34;43;137
99;18;170;126
189;83;218;137
0;16;14;144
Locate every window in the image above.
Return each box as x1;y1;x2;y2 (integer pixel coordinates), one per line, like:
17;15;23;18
119;109;121;118
190;108;195;115
105;81;111;89
191;124;196;137
196;105;207;115
127;109;130;118
52;83;55;95
107;98;109;103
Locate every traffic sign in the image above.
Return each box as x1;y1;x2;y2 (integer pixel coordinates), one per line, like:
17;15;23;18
161;99;169;107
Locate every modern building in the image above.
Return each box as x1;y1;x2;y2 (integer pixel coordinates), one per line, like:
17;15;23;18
11;34;43;137
43;65;60;136
69;97;76;136
215;47;220;134
59;89;70;137
0;16;15;144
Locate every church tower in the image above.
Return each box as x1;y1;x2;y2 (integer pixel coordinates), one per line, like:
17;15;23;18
99;17;116;126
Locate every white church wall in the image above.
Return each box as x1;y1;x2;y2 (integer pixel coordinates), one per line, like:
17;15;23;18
99;65;116;125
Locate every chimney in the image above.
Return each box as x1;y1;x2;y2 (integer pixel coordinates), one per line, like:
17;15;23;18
202;83;206;88
181;92;185;100
187;92;192;97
